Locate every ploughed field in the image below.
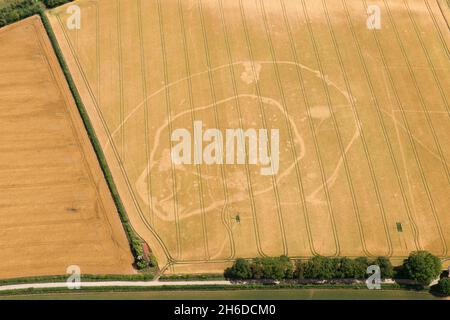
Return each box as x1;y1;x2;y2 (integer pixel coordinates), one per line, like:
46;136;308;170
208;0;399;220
0;16;134;279
48;0;450;274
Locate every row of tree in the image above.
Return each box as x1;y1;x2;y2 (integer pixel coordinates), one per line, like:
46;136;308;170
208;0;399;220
224;256;390;281
224;251;445;288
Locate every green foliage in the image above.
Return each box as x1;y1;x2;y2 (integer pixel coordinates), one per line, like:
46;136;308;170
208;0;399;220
0;0;43;27
225;256;398;281
373;256;394;279
41;0;71;9
148;255;158;268
303;256;335;280
436;278;450;296
294;261;305;280
300;256;369;280
353;257;370;279
0;0;73;28
225;256;294;281
402;251;442;286
224;259;252;280
334;257;357;279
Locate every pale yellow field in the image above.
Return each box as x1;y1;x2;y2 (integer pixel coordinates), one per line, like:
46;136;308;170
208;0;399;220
0;16;135;278
48;0;450;273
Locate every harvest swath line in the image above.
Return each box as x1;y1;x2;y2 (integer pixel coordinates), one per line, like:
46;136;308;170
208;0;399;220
435;0;450;32
301;0;348;256
239;0;288;257
406;0;450;118
48;0;450;273
425;0;450;60
193;0;234;260
258;0;310;257
278;0;317;257
319;0;375;256
385;0;450;183
404;0;450;195
95;2;100;111
383;0;448;256
216;0;265;258
281;1;339;257
361;0;447;257
185;0;214;260
341;0;421;252
308;0;393;256
32;22;114;233
137;0;155;226
0;16;134;277
156;0;183;260
54;14;175;264
321;0;393;257
363;0;431;247
116;0;125;163
53;4;320;269
380;0;447;254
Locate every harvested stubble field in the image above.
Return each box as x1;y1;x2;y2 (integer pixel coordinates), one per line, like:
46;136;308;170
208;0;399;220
48;0;450;274
0;16;134;279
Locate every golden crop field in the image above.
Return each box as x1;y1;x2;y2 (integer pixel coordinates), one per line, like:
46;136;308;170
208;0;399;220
48;0;450;274
0;16;134;279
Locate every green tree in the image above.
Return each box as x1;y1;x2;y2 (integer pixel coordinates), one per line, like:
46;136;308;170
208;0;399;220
148;255;158;268
353;257;370;279
294;261;305;280
403;251;442;286
278;255;294;279
338;257;356;278
373;256;394;279
135;258;148;270
224;258;252;280
303;256;335;279
42;0;72;9
436;278;450;296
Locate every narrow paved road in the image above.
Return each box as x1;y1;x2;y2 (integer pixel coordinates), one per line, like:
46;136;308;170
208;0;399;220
0;280;233;292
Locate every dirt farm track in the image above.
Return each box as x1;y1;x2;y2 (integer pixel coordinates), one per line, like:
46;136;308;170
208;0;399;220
48;0;450;274
0;17;134;279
